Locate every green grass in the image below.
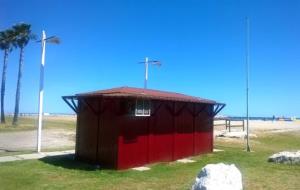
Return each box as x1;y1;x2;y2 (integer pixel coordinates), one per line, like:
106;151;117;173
0;132;299;190
0;116;75;132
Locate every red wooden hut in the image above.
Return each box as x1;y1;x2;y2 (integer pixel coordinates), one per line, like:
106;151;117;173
63;87;225;170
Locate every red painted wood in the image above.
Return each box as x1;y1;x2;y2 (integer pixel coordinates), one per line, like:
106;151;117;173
76;98;99;163
173;102;194;160
97;99;119;169
194;105;213;154
117;115;148;169
148;102;173;163
76;97;215;170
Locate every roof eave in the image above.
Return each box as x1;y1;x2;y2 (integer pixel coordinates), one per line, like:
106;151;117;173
70;93;216;104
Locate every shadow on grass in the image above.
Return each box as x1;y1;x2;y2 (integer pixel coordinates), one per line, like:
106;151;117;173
39;154;99;171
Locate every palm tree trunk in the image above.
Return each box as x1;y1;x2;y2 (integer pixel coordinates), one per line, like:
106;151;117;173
1;49;8;123
12;47;24;126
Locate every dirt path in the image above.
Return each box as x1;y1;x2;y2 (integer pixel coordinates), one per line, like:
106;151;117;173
214;120;300;133
0;129;75;152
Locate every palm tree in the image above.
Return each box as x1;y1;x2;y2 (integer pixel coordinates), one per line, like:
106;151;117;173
12;23;35;125
0;29;15;123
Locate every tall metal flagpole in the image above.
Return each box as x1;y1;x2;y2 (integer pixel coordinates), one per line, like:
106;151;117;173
37;30;46;153
246;17;251;152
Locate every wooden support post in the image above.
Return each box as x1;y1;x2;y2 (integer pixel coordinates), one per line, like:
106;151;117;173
192;104;196;155
172;102;176;160
226;119;229;131
95;98;101;163
243;120;245;131
229;120;231;132
75;101;80;158
62;96;78;114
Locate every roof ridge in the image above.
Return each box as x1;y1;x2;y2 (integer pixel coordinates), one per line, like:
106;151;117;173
74;86;217;104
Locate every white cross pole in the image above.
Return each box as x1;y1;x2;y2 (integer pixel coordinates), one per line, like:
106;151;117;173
139;57;161;89
37;30;46;153
144;57;149;89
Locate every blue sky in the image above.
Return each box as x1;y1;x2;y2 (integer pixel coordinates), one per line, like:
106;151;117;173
1;0;300;117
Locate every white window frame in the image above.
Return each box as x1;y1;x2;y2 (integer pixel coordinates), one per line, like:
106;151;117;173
135;99;151;117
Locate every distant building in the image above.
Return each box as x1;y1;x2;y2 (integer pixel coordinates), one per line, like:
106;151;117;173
63;87;225;170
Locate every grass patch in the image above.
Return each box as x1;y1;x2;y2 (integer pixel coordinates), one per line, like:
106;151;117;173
0;132;299;189
0;116;75;132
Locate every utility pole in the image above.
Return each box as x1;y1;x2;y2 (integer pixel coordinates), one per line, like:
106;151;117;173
36;30;60;153
139;57;161;89
246;17;251;152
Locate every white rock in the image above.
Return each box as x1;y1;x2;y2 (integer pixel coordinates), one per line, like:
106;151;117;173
268;151;300;164
192;163;243;190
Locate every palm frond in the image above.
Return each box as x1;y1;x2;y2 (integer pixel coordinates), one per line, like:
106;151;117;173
0;29;16;51
12;23;36;48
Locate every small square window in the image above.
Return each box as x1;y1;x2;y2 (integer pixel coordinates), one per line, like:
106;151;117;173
135;99;151;116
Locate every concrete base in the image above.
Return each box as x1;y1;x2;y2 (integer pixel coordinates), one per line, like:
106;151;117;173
132;166;151;171
213;149;224;152
177;158;195;163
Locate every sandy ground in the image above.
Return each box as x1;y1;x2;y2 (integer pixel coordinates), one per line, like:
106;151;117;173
19;115;77;121
214;120;300;143
42;115;76;121
214;120;300;132
248;120;300;132
213;120;300;149
0;115;76;153
1;118;299;153
0;129;75;152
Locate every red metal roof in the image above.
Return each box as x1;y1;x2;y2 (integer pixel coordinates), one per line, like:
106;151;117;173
75;86;216;104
